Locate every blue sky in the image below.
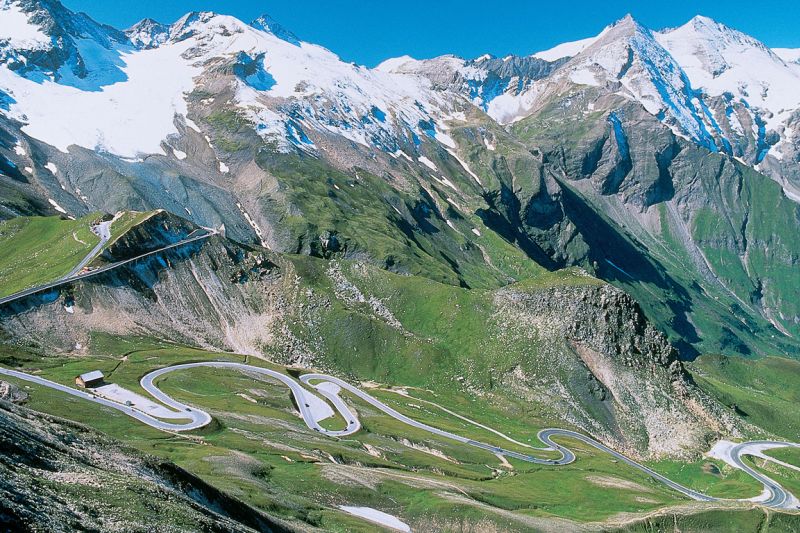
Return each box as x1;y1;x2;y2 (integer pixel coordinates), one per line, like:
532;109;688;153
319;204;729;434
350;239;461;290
63;0;800;66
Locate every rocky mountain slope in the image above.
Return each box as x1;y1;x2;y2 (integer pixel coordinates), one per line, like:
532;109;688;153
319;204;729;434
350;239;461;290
1;0;798;359
0;212;750;458
0;394;294;532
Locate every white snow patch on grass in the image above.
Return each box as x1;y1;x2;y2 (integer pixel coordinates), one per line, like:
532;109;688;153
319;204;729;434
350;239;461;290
338;506;410;532
434;129;456;148
432;175;457;191
218;161;229;173
446;149;483;186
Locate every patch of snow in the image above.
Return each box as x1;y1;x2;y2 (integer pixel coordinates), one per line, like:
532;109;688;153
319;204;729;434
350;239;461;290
0;38;201;157
471;228;481;236
374;55;418;73
0;2;50;50
445;197;461;210
483;137;495;151
45;162;58;174
773;48;800;64
445;219;455;230
172;148;187;160
418;156;438;171
532;31;606;61
218;161;229;173
47;198;66;214
236;202;269;249
13;142;26;156
446;149;483;186
392;149;412;161
432;175;457;191
184;117;202;132
338;506;410;532
23;166;32;173
782;187;800;203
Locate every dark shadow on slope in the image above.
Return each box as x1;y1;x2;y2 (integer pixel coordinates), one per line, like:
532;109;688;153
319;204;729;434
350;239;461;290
477;183;560;271
555;181;701;360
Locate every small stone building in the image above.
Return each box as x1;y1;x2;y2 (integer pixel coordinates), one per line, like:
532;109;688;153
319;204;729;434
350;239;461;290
75;370;104;388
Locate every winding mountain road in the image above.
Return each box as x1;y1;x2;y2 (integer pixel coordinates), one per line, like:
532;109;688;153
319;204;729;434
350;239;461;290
63;220;113;280
0;229;216;307
1;363;797;510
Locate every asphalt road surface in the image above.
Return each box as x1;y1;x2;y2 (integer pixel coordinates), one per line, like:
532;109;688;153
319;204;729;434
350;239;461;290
63;220;113;279
1;363;797;510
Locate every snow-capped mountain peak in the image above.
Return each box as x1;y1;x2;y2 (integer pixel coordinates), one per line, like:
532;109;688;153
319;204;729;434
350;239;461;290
125;18;169;50
529;14;724;149
250;14;300;45
0;3;462;159
1;3;799;183
0;0;131;84
656;14;800;134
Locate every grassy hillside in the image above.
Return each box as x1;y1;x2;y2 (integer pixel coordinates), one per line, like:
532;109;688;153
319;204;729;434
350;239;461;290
0;393;293;532
688;355;800;439
0;211;167;299
0;214;100;297
0;344;773;531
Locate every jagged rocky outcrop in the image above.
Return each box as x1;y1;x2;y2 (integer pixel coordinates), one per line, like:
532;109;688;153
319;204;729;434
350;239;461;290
491;278;749;458
0;213;287;356
0;380;27;403
0;398;294;532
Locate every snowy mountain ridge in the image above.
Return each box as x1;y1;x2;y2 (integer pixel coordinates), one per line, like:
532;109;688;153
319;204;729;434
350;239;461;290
0;0;799;181
0;3;462;159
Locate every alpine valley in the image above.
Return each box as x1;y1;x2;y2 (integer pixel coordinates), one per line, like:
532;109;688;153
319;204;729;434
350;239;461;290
1;1;800;531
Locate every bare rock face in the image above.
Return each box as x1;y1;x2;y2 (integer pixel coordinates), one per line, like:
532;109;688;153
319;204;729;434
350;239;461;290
492;277;750;459
0;380;27;404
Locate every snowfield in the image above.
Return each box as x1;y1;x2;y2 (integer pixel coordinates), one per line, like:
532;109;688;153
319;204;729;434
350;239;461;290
0;40;199;157
0;7;460;159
